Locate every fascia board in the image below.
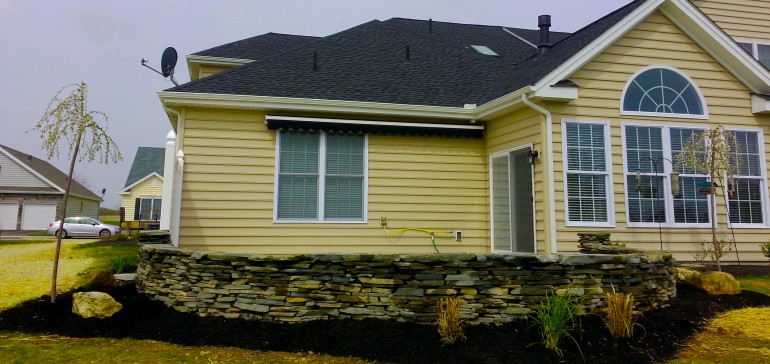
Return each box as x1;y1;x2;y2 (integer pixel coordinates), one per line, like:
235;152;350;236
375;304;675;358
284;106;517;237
533;0;664;91
158;92;475;120
0;147;65;193
661;0;770;94
119;172;164;194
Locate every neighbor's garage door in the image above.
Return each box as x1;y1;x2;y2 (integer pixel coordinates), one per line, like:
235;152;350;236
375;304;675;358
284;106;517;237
21;203;56;230
0;203;19;230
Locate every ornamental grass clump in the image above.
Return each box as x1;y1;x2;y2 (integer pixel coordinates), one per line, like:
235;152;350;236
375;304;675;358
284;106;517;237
532;291;582;357
603;288;639;338
107;254;140;274
436;297;465;345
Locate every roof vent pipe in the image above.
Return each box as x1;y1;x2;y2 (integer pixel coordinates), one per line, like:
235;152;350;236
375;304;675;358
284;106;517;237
428;18;433;34
538;15;551;53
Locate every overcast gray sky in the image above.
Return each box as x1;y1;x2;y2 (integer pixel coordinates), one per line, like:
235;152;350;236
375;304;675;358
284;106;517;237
0;0;629;208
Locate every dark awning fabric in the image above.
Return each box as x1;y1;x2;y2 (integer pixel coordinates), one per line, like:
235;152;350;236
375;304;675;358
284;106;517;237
266;116;484;138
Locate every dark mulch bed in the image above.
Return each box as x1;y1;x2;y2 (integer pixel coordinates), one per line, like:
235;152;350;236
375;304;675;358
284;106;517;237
1;266;769;364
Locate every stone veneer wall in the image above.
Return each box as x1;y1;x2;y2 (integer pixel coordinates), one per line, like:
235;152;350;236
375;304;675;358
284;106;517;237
136;245;676;324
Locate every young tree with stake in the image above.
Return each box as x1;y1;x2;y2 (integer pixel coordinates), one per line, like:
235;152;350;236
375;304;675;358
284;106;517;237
674;124;741;272
31;82;122;302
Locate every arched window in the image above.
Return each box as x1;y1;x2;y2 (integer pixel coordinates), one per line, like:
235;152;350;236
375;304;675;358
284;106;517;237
621;66;707;118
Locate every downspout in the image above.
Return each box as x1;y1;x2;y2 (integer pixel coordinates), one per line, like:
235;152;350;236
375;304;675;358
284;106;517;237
163;106;184;247
521;93;558;254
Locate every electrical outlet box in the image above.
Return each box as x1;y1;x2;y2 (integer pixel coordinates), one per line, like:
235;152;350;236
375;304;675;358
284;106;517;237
454;231;463;241
380;217;388;227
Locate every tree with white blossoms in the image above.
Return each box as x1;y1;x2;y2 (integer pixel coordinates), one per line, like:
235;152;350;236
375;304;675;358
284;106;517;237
31;82;122;302
674;124;741;272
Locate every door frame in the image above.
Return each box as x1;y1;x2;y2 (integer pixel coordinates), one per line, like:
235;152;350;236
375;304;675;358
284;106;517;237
489;144;537;253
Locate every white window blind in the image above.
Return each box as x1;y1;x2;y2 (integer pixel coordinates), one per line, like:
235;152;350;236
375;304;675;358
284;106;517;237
564;122;610;224
277;131;365;222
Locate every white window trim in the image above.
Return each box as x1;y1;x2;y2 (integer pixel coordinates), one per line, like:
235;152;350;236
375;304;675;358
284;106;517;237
621;123;712;228
561;119;615;227
620;65;709;120
489;144;537;253
724;126;770;228
273;131;369;224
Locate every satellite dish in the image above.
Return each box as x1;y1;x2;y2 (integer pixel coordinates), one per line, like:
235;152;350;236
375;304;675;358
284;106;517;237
160;47;178;78
140;46;180;86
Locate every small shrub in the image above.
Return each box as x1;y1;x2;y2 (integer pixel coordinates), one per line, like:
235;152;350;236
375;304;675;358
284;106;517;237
603;287;638;338
532;291;582;357
761;242;770;260
692;239;734;271
436;297;465;345
108;254;140;273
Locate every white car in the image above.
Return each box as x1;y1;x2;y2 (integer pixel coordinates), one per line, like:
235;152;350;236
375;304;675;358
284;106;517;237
46;217;120;239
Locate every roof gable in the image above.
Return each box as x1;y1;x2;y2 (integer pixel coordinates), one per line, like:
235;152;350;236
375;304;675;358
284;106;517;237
0;144;100;200
124;147;165;188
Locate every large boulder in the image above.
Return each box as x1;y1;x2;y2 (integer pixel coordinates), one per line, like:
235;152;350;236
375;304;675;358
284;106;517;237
692;271;741;295
72;291;123;318
674;267;701;285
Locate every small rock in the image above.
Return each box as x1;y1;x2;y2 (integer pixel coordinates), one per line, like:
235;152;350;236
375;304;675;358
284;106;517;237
674;267;701;285
72;292;123;318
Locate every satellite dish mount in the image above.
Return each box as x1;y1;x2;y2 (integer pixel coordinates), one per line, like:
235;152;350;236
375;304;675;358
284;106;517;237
141;47;179;86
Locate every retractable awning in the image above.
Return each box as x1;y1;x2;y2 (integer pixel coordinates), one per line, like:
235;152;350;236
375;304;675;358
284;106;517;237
266;115;483;138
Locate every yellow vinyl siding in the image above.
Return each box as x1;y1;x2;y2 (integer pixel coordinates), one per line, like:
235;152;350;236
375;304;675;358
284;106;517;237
694;0;770;41
198;64;237;79
548;11;770;261
121;175;164;220
485;110;547;252
178;108;487;254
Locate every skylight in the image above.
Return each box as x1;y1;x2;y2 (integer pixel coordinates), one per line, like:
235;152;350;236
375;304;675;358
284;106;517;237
470;45;499;57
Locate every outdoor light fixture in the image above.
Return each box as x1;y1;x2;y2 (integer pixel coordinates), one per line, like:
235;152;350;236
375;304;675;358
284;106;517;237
527;150;540;165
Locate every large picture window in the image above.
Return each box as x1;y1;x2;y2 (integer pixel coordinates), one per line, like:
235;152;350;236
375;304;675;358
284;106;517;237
563;121;612;226
275;130;366;222
621;66;706;118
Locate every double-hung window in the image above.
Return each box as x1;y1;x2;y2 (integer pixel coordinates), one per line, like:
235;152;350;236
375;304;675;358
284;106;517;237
275;130;367;222
623;125;711;227
728;130;766;225
563;121;613;226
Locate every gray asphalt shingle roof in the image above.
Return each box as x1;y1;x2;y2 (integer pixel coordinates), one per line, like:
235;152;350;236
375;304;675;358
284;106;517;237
193;33;320;60
0;144;101;200
168;0;644;108
123;147;165;188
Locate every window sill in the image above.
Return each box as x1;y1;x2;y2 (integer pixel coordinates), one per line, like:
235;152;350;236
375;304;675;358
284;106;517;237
564;222;615;228
273;220;368;224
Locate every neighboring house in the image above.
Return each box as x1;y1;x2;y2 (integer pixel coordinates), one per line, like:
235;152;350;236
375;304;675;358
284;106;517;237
157;0;770;262
0;144;101;230
120;147;164;221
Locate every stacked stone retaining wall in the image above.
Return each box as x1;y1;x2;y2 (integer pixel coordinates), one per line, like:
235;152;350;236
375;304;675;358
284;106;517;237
136;245;676;324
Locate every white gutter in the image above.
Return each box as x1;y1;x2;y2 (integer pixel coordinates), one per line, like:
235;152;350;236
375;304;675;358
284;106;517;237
158;92;475;121
522;93;558;254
